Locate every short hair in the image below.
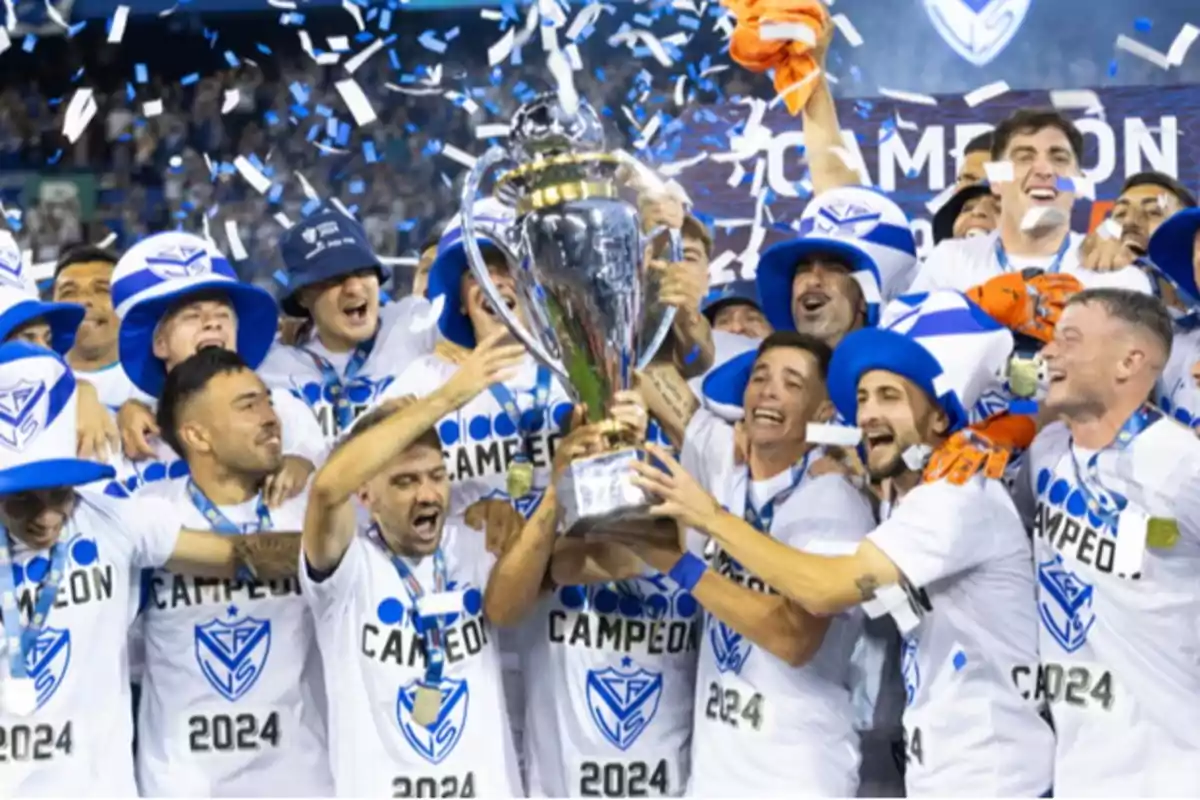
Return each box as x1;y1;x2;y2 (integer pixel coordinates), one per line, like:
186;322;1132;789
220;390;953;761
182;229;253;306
990;108;1085;163
54;244;118;280
755;330;834;381
681;214;714;259
1120;171;1198;209
1066;288;1173;359
964;131;994;155
157;348;252;456
332;396;442;459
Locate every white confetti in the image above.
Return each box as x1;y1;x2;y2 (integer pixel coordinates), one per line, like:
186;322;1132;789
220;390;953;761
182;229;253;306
233;156;271;195
443;90;479;115
410;294;445;333
480;8;502;20
1020;206;1067;233
96;232;117;249
474;123;510;138
964;80;1009;107
984;160;1014;184
44;0;69;28
634;112;661;150
726;162;746;189
1167;23;1200;67
566;2;607;41
1069;175;1096;201
1097;217;1122;240
294;170;320;200
894;110;917;132
673;74;687;107
273;212;293;229
547;47;579;115
1050;89;1104;115
0;29;11;56
609;30;673;67
298;31;340;65
440;143;477;168
385;83;443;97
107;5;129;43
341;0;364;31
564;43;582;70
142;99;163;117
707;250;738;283
749;156;765;197
831;13;861;46
806;422;863;446
62;88;97;145
329;197;354;219
334;78;377;126
658;151;708;177
488;27;516;65
759;21;815;45
769;68;821;110
1115;34;1170;69
224;219;248;260
327;35;350;52
267;0;296;7
344;37;384;74
221;88;240;114
878;87;938;106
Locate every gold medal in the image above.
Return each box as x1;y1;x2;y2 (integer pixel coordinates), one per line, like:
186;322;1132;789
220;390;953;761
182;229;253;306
1146;517;1180;550
411;684;442;729
507;461;534;499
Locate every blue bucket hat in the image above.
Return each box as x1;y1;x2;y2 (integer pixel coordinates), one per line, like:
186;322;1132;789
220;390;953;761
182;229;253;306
278;207;390;317
701;279;761;322
756;234;883;333
427;198;518;349
0;285;84;355
1148;207;1200;302
827;291;1013;434
0;342;116;493
112;232;279;398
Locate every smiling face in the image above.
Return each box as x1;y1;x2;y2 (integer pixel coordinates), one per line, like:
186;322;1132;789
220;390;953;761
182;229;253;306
1041;301;1124;419
175;367;283;476
856;370;949;482
712;302;771;339
953;194;1001;240
0;488;77;549
995;125;1079;230
741;345;830;449
1112;183;1185;259
52;259;116;361
790;257;866;347
152;293;238;372
299;268;381;352
361;443;451;559
461;247;524;341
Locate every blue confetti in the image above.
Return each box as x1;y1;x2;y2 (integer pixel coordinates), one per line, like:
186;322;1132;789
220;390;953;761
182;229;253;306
256;43;272;55
181;73;200;86
224;51;240;68
264;110;280;126
22;35;35;53
135;64;148;84
315;104;333;118
273;270;290;287
125;82;136;102
268;184;284;204
1134;18;1152;32
306;124;320;142
349;180;365;194
445;26;460;41
1108;58;1119;76
47;149;62;165
388;49;400;70
289;82;310;104
67;21;86;37
336;122;351;146
418;31;446;53
380;9;391;29
290;104;309;119
953;651;967;671
301;198;322;216
363;141;378;163
325;117;339;138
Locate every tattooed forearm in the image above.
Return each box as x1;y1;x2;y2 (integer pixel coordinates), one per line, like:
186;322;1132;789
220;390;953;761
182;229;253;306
641;364;699;445
855;574;880;602
234;533;302;580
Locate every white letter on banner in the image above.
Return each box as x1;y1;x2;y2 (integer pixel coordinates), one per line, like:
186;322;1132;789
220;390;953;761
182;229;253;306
1075;118;1116;186
879;126;944;193
1125;117;1178;177
766;131;807;198
910;219;934;261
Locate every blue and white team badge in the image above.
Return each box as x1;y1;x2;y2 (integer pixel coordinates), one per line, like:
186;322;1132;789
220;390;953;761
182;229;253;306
1037;554;1096;653
585;657;663;751
924;0;1029;66
0;380;45;451
900;637;919;707
708;617;752;675
0;237;24;290
397;677;469;764
27;627;71;710
194;613;272;701
811;202;882;239
145;242;214;280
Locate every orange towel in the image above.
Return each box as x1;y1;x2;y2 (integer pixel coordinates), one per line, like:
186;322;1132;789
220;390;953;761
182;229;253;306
971;412;1037;452
966;270;1083;343
722;0;828;114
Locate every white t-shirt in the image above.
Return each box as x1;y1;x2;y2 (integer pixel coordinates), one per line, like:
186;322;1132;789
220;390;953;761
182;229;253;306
865;475;1053;796
0;491;182;798
1159;325;1200;429
135;477;331;797
300;520;521;797
522;572;699;798
680;410;876;797
258;297;438;443
75;361;152;413
1014;419;1200;796
908;231;1153;295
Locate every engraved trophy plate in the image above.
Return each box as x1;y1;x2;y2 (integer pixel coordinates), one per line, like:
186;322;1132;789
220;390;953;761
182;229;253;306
459;93;678;538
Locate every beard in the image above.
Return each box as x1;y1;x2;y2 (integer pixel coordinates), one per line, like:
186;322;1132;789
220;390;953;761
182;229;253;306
866;450;910;483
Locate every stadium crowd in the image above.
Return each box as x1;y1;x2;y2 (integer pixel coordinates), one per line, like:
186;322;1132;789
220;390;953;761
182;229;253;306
2;4;1200;800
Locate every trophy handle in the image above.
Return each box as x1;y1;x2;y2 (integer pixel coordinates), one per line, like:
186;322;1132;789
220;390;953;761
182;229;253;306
636;226;680;370
460;147;571;387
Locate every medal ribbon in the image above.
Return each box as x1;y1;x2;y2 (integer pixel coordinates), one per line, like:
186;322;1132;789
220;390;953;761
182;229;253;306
301;336;376;433
371;525;449;690
994;233;1071;275
185;480;273;534
0;527;67;685
487;365;552;467
742;449;814;533
1067;404;1161;528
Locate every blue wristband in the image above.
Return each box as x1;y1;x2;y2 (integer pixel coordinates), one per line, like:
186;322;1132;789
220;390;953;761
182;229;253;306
668;552;707;591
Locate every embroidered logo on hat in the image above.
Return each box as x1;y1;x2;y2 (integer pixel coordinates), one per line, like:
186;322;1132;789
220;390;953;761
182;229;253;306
0;380;46;451
0;231;27;292
300;219;355;260
811;202;882;238
924;0;1030;67
144;242;214;281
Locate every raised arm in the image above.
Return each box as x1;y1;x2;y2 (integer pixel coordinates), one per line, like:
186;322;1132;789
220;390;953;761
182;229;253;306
303;330;527;573
803;22;861;195
166;530;303;581
638;362;700;448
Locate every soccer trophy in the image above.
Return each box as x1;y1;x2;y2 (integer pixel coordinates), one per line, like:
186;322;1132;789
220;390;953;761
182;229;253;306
460;92;680;537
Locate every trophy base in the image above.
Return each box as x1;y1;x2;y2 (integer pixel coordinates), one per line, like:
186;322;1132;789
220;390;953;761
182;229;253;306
556;447;658;538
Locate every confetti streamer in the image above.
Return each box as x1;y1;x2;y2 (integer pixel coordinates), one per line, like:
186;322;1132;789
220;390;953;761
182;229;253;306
1167;23;1199;66
1050;89;1103;115
224;220;248;260
964;80;1009;107
221;89;240;114
878;87;938;106
831;13;862;47
488;27;516;65
440;143;477;168
334;78;377;126
142;99;163;117
344;37;384;73
1115;34;1170;69
233;156;272;194
475;123;510;138
63;88;96;144
547;47;578;115
341;0;364;31
107;5;129;43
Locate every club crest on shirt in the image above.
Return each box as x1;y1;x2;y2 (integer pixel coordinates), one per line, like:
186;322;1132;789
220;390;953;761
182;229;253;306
708;618;752;675
194;613;272;701
585;659;663;751
26;627;71;710
145;242;214;280
397;677;469;764
0;379;46;451
1037;554;1096;653
900;636;919;707
923;0;1029;66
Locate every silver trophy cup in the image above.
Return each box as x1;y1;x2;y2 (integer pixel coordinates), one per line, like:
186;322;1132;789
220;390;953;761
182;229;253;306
460;93;680;537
